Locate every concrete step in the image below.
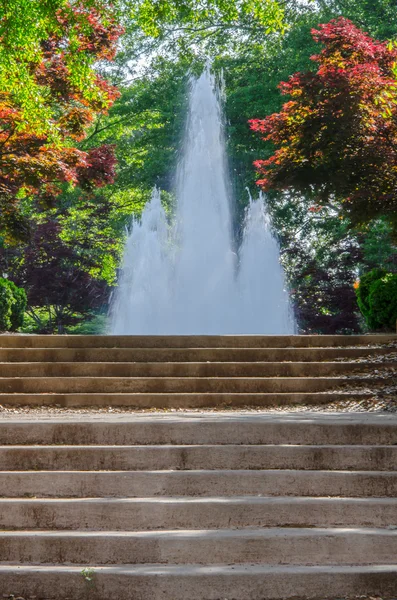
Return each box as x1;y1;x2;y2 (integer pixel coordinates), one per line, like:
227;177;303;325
1;470;396;498
2;496;395;530
0;376;382;393
1;444;396;471
0;528;395;566
0;563;396;599
0;391;375;408
0;346;392;362
1;414;395;445
0;334;395;348
0;361;383;377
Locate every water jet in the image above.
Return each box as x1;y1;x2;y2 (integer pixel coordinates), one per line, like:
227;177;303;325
111;71;294;334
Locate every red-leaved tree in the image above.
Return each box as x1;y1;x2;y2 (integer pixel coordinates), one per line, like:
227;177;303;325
250;17;397;232
0;2;123;241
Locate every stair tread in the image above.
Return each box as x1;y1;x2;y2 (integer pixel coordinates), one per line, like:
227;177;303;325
2;495;395;530
0;563;396;573
0;360;384;364
1;526;396;537
0;375;382;379
1;468;396;473
1;495;396;503
2;563;396;599
1;411;397;421
0;333;395;350
1;346;392;351
2;443;395;448
0;391;375;395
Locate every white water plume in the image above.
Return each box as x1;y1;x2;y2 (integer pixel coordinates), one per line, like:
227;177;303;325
110;71;294;334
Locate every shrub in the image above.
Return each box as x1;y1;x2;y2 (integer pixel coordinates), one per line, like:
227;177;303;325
355;268;387;328
4;280;27;330
368;274;397;331
0;278;27;332
0;278;14;331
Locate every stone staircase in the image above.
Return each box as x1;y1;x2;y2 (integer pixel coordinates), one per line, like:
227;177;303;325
0;334;395;408
0;413;396;598
0;334;396;599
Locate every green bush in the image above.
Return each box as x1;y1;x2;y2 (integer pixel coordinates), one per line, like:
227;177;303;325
0;278;27;332
0;278;14;331
4;280;27;330
356;270;397;330
368;273;397;331
355;268;387;326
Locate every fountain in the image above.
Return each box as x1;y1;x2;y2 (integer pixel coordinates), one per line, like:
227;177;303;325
110;71;294;334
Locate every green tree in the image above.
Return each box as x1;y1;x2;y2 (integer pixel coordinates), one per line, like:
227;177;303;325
316;0;397;39
0;0;123;134
66;57;191;270
113;0;291;80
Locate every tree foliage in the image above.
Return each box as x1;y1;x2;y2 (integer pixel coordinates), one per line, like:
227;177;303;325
2;0;396;335
132;0;286;40
355;268;387;322
0;277;26;331
368;274;397;330
356;269;397;330
0;278;14;331
74;57;190;247
316;0;397;39
262;192;362;333
114;0;289;79
11;221;109;333
0;0;123;132
0;1;122;241
4;279;27;330
250;17;397;233
0;101;118;241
